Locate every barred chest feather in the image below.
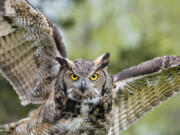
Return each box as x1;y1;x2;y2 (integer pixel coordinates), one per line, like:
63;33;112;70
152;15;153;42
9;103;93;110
6;91;112;135
46;94;113;135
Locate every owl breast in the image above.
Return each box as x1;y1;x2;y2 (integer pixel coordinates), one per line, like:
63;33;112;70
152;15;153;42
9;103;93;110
50;95;113;135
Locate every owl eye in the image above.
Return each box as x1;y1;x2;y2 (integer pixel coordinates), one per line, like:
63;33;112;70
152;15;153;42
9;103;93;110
70;73;79;81
90;73;98;81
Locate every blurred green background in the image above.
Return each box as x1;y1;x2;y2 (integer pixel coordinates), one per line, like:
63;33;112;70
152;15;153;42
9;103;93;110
1;0;180;135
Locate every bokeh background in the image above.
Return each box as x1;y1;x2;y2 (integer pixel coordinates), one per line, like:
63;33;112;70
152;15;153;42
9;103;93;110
1;0;180;135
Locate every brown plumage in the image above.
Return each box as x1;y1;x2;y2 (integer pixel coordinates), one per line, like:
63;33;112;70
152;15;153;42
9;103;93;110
0;0;180;135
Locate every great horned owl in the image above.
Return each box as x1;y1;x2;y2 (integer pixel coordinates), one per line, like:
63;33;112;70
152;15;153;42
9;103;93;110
0;0;180;135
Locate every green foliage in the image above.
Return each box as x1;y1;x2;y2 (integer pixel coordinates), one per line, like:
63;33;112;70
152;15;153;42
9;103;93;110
0;0;180;134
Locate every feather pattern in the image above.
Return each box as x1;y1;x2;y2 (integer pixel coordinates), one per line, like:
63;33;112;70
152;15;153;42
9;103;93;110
0;0;66;105
1;0;180;135
110;56;180;134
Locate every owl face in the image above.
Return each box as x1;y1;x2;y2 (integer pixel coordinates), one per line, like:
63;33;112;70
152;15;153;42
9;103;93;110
56;53;113;103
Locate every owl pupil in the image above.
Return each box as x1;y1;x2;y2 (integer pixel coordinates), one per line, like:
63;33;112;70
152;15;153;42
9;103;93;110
73;74;77;78
92;75;96;78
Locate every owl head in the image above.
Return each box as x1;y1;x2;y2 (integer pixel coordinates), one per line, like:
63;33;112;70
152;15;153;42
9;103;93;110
55;53;113;104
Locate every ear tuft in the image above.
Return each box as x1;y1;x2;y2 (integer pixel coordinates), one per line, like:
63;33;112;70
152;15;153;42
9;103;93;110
95;52;110;69
56;57;74;68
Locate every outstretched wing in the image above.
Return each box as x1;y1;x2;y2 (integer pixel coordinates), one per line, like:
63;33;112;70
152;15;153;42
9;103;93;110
109;56;180;134
0;0;67;105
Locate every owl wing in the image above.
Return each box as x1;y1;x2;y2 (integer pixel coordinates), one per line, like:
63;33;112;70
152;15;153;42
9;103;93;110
109;56;180;134
0;0;67;105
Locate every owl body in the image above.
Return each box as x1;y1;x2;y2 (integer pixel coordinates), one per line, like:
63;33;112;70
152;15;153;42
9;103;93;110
1;0;180;135
7;59;113;135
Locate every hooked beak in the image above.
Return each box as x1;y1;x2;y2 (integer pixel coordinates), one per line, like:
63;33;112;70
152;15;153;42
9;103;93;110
81;80;86;93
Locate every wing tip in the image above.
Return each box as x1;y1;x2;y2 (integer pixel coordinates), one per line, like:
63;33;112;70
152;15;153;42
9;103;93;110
163;55;180;68
113;55;180;82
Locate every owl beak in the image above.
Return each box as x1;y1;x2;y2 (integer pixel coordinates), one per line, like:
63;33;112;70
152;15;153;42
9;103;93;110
81;80;86;93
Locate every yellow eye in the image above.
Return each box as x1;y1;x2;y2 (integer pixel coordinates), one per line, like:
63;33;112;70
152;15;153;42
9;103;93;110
90;73;98;81
70;73;79;81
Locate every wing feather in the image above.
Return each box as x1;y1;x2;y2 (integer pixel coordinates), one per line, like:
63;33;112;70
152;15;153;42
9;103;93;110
110;56;180;134
0;0;66;105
